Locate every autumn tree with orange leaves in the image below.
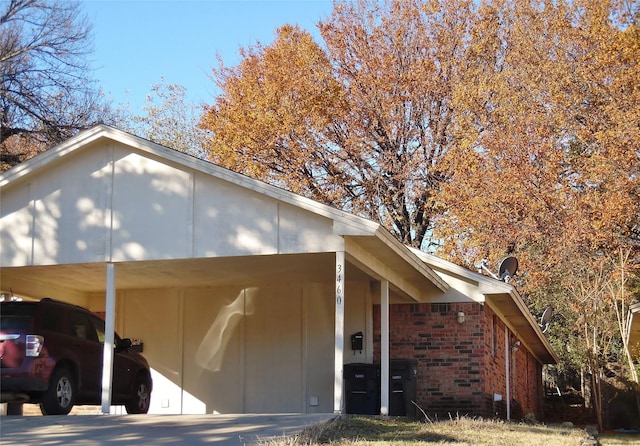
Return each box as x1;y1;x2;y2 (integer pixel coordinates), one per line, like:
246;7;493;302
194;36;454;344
202;0;476;248
201;0;640;426
435;0;640;426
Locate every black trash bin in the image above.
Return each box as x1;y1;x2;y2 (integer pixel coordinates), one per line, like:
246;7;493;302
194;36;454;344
389;359;418;418
344;363;380;415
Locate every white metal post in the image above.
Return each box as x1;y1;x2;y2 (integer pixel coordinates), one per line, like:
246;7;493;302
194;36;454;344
101;262;116;414
380;280;390;416
334;251;345;414
505;328;511;421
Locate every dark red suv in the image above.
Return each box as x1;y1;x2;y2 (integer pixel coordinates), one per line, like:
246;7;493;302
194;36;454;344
0;298;152;415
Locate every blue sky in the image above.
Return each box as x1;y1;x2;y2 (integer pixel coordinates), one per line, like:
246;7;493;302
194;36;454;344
81;1;334;113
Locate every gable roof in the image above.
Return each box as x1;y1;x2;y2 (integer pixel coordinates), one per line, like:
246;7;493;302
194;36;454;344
409;248;558;364
1;124;378;236
0;125;448;298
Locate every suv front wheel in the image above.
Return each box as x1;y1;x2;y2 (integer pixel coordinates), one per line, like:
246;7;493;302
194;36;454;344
40;367;75;415
125;374;151;414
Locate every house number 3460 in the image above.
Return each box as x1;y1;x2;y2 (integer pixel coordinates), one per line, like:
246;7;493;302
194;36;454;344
336;263;343;304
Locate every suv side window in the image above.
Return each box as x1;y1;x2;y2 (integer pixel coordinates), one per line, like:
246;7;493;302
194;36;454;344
39;305;65;333
91;317;106;343
68;312;99;343
88;317;122;345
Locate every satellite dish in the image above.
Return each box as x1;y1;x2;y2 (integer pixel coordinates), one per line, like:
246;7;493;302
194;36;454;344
498;257;518;282
540;307;553;333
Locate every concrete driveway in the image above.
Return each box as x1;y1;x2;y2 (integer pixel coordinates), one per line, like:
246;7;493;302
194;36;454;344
0;413;337;445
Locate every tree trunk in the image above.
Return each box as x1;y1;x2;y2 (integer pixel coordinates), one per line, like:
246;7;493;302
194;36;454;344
581;368;591;409
589;362;604;432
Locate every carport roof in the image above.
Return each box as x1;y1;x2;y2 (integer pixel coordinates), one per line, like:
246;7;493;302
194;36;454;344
0;125;448;301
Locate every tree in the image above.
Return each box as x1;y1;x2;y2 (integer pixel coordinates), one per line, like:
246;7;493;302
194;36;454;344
112;79;209;158
0;0;106;171
201;1;639;423
432;0;640;428
433;0;640;288
202;0;478;248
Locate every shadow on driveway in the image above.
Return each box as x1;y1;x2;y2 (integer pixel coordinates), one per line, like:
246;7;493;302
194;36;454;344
0;413;337;445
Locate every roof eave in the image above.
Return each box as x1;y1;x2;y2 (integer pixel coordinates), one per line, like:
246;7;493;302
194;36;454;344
409;249;557;364
1;125;381;238
484;288;559;364
375;230;449;294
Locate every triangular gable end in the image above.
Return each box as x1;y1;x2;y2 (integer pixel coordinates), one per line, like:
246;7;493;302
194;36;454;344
0;125;380;238
1;125;447;300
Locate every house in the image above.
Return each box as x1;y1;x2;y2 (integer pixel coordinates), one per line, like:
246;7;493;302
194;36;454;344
0;125;556;418
377;249;558;419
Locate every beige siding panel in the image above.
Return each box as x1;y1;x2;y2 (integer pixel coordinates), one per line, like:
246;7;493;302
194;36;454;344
192;173;278;257
1;147;112;266
244;284;303;413
1;182;33;266
111;151;191;261
182;287;246;414
277;202;343;254
303;283;335;413
99;279;371;415
118;288;184;414
343;281;373;364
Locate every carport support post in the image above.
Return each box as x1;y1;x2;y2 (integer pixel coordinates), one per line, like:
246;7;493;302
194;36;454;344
380;280;390;416
101;262;116;414
334;251;345;414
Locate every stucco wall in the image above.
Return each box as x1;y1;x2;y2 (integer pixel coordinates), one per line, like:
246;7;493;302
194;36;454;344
107;279;373;414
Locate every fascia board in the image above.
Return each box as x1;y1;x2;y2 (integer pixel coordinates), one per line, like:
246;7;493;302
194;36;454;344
0;124;110;187
378;230;449;293
485;287;559;364
102;127;382;236
408;247;499;288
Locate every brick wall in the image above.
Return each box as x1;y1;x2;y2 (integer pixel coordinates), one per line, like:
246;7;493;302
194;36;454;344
373;302;544;420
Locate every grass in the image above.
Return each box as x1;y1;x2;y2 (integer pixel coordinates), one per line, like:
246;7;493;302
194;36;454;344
265;416;593;446
598;432;640;445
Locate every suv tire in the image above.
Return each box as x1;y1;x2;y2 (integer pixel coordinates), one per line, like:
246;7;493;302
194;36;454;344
40;367;75;415
125;374;151;414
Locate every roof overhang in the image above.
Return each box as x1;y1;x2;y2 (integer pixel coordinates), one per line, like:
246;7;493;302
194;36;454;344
1;125;448;305
345;231;449;303
409;249;558;364
0;125;382;238
483;289;558;364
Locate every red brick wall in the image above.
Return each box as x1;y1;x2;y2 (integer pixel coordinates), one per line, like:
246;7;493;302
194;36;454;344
373;302;544;420
511;339;544;418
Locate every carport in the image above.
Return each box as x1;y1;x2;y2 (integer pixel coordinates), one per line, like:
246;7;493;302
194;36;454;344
0;125;448;415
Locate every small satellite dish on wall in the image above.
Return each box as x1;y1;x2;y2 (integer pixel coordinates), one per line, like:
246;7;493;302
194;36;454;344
539;307;553;333
498;257;518;283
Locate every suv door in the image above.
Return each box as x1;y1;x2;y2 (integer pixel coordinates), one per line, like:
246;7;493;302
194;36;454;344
66;310;102;402
89;317;137;402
